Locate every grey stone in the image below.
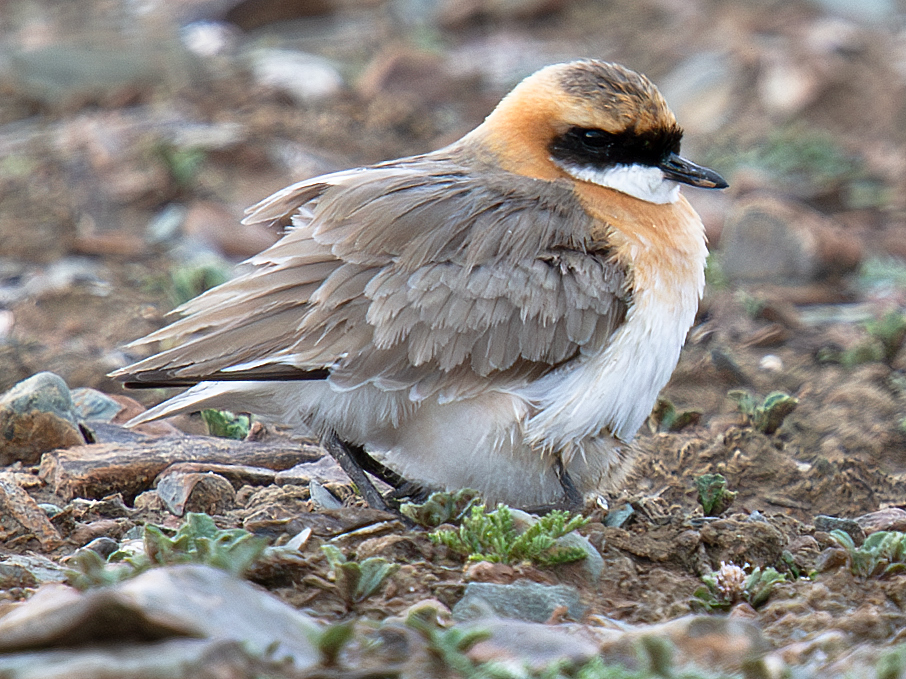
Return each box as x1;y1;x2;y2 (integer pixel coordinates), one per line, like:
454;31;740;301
604;503;635;528
453;580;586;623
814;515;865;545
0;638;265;679
2;44;194;107
70;388;123;423
718;197;820;284
0;554;68;584
0;372;84;465
38;503;62;518
309;479;343;510
82;537;119;559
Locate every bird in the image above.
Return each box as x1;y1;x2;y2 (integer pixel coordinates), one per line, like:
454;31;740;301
113;59;727;510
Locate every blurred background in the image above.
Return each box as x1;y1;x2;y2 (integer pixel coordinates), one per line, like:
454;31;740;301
0;0;905;395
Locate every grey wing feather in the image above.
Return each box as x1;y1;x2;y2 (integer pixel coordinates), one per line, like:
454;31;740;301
113;144;630;398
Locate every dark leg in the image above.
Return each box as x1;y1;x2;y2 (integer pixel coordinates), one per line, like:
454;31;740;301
342;442;405;487
321;432;390;512
554;455;584;508
522;455;584;514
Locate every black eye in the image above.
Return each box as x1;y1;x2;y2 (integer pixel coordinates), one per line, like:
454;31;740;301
579;129;612;148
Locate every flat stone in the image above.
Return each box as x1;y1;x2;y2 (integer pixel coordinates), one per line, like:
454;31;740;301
0;638;266;679
853;508;906;535
0;554;68;585
0;564;320;668
452;580;586;623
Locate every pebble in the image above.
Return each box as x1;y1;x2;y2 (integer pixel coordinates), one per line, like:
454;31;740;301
0;372;84;466
81;536;120;559
156;470;236;517
604;503;635;528
814;515;865;544
759;354;784;372
70;387;124;423
0;564;321;667
247;48;344;105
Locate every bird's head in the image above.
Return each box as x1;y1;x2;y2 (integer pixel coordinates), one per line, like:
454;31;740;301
469;60;728;204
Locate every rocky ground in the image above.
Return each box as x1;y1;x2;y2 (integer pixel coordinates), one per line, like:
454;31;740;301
1;0;906;677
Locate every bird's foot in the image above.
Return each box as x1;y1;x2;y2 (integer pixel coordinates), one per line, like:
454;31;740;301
320;433;433;511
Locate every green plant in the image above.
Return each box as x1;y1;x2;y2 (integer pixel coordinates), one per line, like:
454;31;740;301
321;544;399;605
695;474;736;516
877;644;906;679
703;123;872;206
648;397;701;434
693;562;786;612
864;311;906;365
142;513;267;575
430;504;589;567
400;488;482;528
169;260;231;307
830;529;906;578
313;621;355;667
154;142;207;188
201;409;251;439
406;606;492;678
65;513;267;589
817;310;906;368
728;389;798;435
734;291;767;319
704;253;728;291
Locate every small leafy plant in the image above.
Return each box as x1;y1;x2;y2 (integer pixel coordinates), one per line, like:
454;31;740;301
728;389;798;435
817;310;906;368
695;473;736;516
693;562;786;612
830;529;906;578
864;311;906;365
321;544;399;605
430;503;589;567
169;259;231;307
400;488;482;528
201;408;252;439
66;512;267;589
406;605;491;678
648;397;702;434
312;621;355;667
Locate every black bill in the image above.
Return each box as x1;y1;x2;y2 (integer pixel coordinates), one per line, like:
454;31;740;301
659;152;728;189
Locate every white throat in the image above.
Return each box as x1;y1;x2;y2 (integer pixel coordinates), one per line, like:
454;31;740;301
557;161;680;204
